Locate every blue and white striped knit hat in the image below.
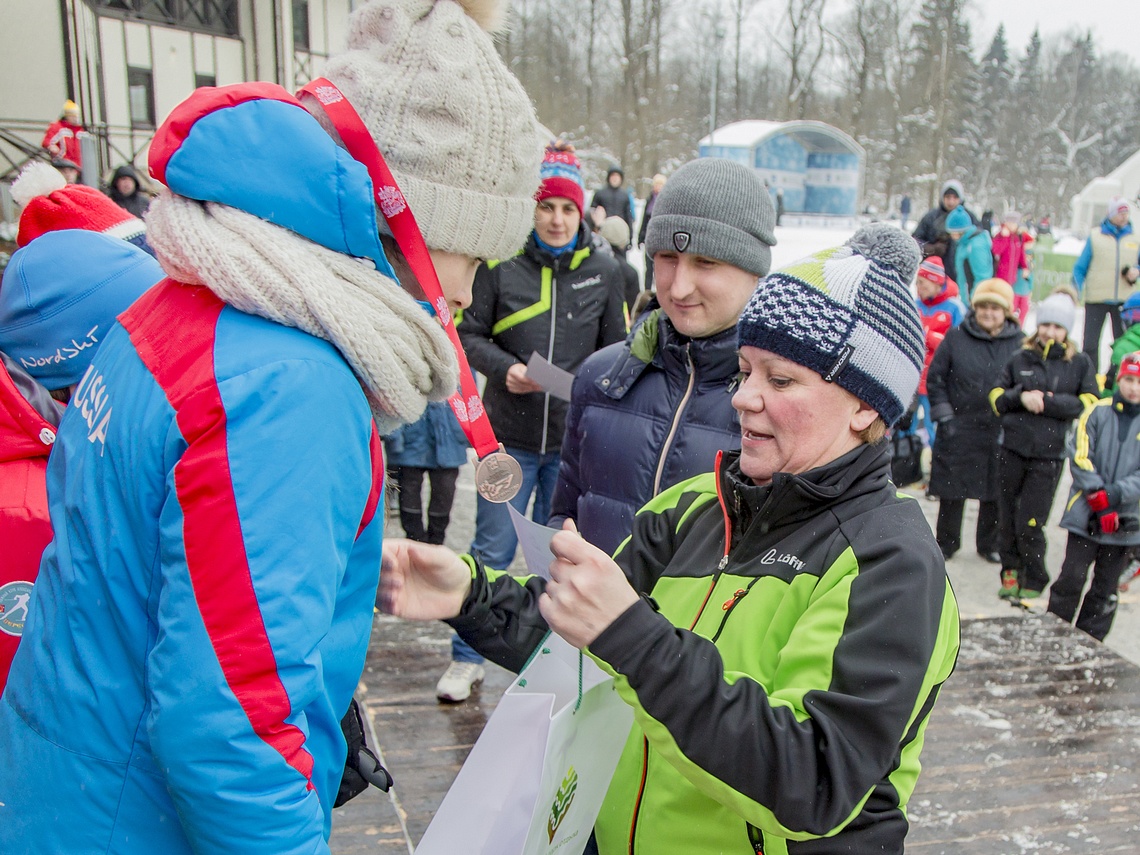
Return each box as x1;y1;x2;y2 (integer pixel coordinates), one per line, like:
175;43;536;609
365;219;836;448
737;223;924;427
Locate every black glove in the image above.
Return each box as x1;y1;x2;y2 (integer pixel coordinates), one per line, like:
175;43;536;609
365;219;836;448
335;698;394;807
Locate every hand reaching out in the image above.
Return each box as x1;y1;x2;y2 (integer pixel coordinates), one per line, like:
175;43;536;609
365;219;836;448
540;519;640;649
378;539;472;620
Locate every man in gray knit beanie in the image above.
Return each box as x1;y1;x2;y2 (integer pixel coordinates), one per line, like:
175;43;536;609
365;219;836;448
547;156;777;555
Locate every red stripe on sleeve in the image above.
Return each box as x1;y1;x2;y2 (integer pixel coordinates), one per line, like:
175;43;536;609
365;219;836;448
357;423;384;539
121;280;315;788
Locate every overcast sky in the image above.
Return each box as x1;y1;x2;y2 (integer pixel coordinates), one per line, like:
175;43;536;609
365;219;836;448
970;0;1139;63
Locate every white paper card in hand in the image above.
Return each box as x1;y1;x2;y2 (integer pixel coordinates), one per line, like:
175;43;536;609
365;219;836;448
525;351;575;401
508;503;559;580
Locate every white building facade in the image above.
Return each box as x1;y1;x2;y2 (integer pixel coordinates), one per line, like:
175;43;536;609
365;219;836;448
1;0;356;185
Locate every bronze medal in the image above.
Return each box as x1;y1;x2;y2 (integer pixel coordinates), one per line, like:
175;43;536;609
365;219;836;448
474;449;523;503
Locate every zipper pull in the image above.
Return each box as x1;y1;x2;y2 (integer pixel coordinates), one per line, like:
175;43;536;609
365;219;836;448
722;589;746;611
717;555;729;572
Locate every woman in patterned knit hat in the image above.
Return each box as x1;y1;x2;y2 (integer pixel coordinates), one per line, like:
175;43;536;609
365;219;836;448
381;223;960;854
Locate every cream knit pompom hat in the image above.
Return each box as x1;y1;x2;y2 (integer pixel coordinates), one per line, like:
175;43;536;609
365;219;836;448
316;0;544;261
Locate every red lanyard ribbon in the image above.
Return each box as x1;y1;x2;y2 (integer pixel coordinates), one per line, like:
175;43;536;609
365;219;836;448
299;78;500;459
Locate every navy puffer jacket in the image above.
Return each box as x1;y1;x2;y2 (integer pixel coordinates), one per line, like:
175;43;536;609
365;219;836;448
549;309;741;555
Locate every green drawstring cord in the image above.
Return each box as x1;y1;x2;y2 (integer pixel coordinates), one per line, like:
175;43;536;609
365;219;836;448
575;650;584;713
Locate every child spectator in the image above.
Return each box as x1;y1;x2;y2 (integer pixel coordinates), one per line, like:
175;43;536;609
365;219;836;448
1048;351;1140;640
990;289;1099;600
0;230;165;687
992;211;1030;307
946;205;993;300
385;401;469;546
1103;291;1140;393
914;256;965;445
1012;229;1036;326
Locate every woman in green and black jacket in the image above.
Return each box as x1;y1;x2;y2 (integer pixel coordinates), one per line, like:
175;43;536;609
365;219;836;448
381;225;960;854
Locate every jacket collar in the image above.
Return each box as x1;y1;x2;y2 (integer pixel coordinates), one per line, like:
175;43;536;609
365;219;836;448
525;222;593;270
0;352;62;464
1112;392;1140;417
597;310;739;400
1101;218;1134;239
716;441;890;542
962;313;1023;341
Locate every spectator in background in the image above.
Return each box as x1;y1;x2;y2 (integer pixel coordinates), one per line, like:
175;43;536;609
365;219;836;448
448;141;626;703
1073;196;1140;377
900;193;912;230
946;205;993;300
990;290;1099;600
549;157;776;557
0;230;166;689
42;100;86;168
992;211;1029;286
1049;351;1140;641
927;278;1024;562
599;216;640;325
590;165;635;240
913;256;966;446
51;159;80;184
107;164;152;219
1105;292;1140;395
913;179;977;274
638;172;666;290
385;402;468;546
11;160;151;255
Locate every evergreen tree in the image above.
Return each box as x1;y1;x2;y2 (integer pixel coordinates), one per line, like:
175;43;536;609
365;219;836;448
900;0;977;209
974;26;1012;209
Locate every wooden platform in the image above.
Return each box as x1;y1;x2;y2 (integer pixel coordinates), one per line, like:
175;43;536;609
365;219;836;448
330;612;1140;854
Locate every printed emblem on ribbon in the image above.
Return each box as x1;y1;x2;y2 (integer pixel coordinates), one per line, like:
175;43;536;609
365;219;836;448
435;297;452;325
313;85;344;105
377;186;407;218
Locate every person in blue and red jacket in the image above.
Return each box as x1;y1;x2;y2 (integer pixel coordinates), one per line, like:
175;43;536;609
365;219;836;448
0;0;544;851
0;231;165;689
913;256;965;444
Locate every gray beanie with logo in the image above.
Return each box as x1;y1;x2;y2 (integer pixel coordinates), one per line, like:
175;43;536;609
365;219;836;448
645;158;777;277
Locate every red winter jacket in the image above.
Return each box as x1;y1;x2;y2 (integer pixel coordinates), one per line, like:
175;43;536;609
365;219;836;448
992;228;1029;286
41;119;85;166
0;354;62;687
916;279;966;395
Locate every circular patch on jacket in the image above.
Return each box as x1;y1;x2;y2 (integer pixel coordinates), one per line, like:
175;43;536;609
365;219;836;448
0;581;33;637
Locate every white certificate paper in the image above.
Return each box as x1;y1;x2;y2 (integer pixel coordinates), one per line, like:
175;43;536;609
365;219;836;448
508;503;559;579
525;352;575;402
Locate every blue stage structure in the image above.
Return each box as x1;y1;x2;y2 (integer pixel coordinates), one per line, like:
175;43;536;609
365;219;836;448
699;120;864;217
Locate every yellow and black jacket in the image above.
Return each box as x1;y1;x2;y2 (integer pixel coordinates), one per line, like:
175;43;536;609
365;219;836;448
457;225;626;454
451;443;960;854
989;337;1098;460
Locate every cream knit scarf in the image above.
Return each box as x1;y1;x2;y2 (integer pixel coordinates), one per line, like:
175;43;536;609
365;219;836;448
146;191;458;434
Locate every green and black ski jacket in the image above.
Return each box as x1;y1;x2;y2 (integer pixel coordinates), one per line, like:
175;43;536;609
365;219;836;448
450;442;960;854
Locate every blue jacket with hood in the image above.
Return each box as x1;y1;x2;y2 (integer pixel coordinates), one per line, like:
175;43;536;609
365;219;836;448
0;84;392;854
